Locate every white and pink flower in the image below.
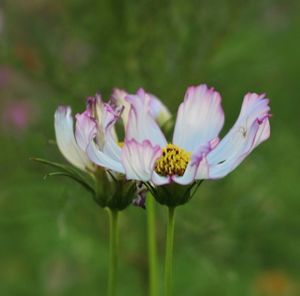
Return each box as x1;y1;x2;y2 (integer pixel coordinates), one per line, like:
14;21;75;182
54;89;171;176
87;84;270;185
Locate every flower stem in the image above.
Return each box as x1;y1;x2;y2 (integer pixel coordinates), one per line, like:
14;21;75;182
146;194;158;296
107;208;119;296
164;206;176;296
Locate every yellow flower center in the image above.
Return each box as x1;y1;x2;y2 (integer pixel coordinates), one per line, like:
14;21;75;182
155;144;191;177
118;141;124;148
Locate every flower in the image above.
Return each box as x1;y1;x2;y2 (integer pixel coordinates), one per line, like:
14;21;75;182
1;100;37;134
89;85;270;191
54;93;133;209
54;89;171;208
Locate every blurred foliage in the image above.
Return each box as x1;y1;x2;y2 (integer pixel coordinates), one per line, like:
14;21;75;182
0;0;299;295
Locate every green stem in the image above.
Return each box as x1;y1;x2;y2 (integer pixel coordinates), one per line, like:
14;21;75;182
164;206;176;296
107;208;119;296
147;194;158;296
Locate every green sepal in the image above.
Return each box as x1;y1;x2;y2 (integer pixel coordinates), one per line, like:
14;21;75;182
146;180;203;207
31;157;95;194
32;158;137;211
94;169;136;210
44;171;94;194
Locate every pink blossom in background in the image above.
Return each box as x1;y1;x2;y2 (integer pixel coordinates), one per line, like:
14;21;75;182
1;100;37;133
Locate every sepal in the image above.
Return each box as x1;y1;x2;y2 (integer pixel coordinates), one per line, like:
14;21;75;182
94;169;137;210
31;158;95;193
146;180;203;207
32;158;138;211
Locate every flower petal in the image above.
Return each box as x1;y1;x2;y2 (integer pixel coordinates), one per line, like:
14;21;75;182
111;88;131;127
121;139;162;181
125;89;167;147
173;84;224;152
102;104;123;162
86;140;125;173
149;94;172;126
112;88;171;128
171;162;197;185
54;106;93;171
75;110;97;151
152;172;171;185
198;93;270;179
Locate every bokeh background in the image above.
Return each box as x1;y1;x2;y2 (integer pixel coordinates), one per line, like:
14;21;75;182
0;0;299;295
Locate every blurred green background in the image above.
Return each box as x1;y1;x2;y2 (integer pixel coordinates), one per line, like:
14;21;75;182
0;0;299;295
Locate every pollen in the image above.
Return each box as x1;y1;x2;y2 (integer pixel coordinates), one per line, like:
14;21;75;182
155;144;191;177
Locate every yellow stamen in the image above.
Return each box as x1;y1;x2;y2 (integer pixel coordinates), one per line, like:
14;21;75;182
118;141;124;148
155;144;191;177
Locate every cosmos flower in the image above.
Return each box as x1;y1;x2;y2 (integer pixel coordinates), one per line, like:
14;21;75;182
88;85;270;187
1;100;37;134
56;89;171;173
54;89;171;208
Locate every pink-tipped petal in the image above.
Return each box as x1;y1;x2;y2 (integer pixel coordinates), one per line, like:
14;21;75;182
111;88;171;128
54;106;93;171
125;89;167;147
75;110;97;151
194;156;210;180
111;88;130;126
149;94;172;126
102;104;122;162
87;140;125;174
86;93;104;121
201;93;271;179
173;84;224;152
189;142;212;180
121;139;162;181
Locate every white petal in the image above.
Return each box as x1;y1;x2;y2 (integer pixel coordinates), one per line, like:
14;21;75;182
102;104;122;162
125;89;167;147
87;140;125;174
173;84;224;152
54;106;93;171
111;88;131;127
151;172;171;185
172;162;197;185
194;156;210;180
121;139;162;181
202;93;270;179
86;94;107;148
253;115;270;148
112;88;171;129
75;110;97;151
149;94;172;126
190;143;212;180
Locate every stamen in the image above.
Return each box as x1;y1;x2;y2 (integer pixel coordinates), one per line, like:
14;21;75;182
155;144;191;176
